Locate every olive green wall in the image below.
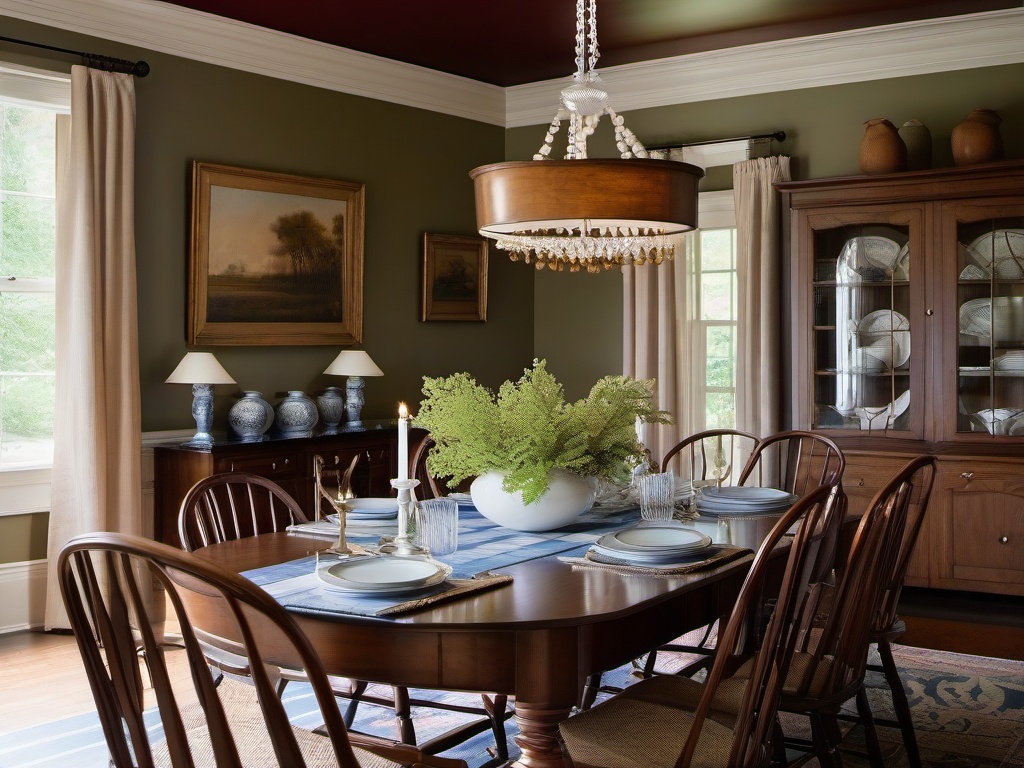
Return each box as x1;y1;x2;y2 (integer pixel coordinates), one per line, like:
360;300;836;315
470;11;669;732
0;16;530;563
517;63;1024;399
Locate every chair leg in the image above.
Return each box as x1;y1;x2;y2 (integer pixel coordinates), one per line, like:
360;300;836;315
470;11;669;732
809;712;842;768
771;717;789;767
392;684;417;745
579;673;602;711
342;679;368;728
855;686;885;768
878;639;923;768
481;694;510;760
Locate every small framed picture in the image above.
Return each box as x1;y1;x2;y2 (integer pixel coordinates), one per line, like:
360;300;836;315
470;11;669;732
421;233;488;322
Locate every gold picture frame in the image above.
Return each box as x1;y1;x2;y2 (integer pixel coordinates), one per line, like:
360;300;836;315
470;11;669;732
421;233;488;322
188;161;365;345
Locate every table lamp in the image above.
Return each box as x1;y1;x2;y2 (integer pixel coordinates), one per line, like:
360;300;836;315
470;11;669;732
165;352;236;446
323;350;383;425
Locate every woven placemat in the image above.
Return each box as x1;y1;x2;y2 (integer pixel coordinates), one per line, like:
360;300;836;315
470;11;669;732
375;572;513;616
558;545;751;577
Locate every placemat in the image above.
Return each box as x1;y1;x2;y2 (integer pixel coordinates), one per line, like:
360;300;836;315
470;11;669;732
557;545;751;577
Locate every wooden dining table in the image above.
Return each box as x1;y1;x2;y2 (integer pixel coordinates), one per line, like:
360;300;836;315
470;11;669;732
190;526;770;768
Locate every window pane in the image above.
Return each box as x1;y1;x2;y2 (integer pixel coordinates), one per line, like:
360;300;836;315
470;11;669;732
701;272;733;320
0;293;56;372
700;229;734;271
705;393;735;429
0;374;54;468
1;193;56;277
1;104;56;195
706;326;735;387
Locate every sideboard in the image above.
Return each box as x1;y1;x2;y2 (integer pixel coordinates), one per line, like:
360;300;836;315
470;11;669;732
153;420;417;547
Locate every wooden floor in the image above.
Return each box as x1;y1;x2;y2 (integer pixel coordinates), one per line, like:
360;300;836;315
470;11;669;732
2;601;1023;737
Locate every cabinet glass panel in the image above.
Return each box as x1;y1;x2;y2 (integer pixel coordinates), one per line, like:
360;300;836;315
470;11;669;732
811;224;911;432
956;215;1024;436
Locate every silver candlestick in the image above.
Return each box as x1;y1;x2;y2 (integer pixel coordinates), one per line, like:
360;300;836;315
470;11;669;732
386;478;428;557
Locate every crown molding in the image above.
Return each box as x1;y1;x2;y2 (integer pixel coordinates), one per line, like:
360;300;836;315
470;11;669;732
1;2;1022;130
0;0;506;125
507;9;1024;127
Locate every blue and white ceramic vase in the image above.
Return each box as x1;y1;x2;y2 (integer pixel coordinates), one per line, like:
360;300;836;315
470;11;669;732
275;391;319;436
316;387;346;431
228;391;273;441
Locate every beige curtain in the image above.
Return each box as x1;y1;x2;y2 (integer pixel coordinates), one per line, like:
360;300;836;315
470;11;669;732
733;156;791;438
45;67;142;629
623;237;692;468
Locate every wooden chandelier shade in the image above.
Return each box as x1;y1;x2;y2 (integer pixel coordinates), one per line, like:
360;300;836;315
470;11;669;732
470;158;704;237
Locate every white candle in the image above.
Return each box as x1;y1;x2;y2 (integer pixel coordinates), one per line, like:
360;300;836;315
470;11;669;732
397;402;409;481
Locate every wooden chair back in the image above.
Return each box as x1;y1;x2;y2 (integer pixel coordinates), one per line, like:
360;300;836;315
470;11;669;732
870;456;937;635
660;429;760;488
57;532;364;768
177;472;307;553
411;434;444;500
738;430;845;497
678;483;844;768
784;455;937;706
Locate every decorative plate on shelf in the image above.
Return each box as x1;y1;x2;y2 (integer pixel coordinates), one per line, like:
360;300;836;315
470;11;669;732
963;230;1024;280
959;297;1024;343
854;390;911;431
837;236;904;282
857;310;911;368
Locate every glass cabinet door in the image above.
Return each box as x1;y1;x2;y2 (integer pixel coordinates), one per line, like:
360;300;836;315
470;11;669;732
806;218;916;435
953;208;1024;438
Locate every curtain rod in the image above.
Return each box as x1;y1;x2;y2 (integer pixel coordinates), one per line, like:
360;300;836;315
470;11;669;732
0;35;150;77
647;131;786;151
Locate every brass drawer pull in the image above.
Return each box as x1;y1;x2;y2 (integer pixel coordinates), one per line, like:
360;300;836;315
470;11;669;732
1000;536;1009;544
960;472;974;481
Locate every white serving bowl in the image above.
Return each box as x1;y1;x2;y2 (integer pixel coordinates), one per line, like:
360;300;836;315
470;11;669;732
969;408;1024;435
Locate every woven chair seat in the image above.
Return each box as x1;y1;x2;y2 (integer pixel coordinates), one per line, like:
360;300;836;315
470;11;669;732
152;678;403;768
559;683;736;768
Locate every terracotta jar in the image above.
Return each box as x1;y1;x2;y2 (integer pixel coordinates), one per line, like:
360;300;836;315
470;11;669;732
898;119;932;171
951;108;1004;166
859;119;907;174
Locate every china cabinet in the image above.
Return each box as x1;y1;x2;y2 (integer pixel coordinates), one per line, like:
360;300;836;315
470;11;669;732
153;421;412;548
780;160;1024;596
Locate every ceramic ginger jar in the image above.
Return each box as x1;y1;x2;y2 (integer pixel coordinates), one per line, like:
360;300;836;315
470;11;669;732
858;118;907;175
951;108;1004;166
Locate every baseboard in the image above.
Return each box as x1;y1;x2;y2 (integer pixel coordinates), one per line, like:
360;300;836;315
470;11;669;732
0;559;46;633
899;586;1024;628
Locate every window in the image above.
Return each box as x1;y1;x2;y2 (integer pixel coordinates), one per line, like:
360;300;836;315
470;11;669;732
688;191;738;430
0;64;68;473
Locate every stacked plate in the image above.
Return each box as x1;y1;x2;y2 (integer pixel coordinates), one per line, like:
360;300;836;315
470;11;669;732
960;297;1024;344
591;525;712;566
696;486;797;518
993;350;1024;373
317;555;451;596
446;492;476;510
341;498;399;521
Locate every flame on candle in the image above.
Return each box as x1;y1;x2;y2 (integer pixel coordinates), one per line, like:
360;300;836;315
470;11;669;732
399;402;409;419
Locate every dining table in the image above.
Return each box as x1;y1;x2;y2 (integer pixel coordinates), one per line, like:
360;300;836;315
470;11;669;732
190;508;780;768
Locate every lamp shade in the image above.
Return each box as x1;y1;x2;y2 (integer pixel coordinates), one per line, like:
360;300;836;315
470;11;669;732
324;350;383;377
165;352;236;385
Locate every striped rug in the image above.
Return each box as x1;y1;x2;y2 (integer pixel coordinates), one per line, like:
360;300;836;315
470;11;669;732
2;644;1021;767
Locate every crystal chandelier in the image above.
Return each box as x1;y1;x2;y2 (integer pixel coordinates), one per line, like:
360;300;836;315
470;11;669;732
470;0;703;273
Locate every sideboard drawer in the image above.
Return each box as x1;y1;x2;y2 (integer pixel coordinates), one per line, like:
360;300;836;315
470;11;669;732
220;452;303;479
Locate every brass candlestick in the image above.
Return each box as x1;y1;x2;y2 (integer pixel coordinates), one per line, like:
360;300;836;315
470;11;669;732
314;454;358;556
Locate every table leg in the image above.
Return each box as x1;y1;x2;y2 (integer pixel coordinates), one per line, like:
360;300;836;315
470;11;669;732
512;702;573;768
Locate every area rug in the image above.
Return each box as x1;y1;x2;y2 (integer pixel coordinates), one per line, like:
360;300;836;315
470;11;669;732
2;644;1021;767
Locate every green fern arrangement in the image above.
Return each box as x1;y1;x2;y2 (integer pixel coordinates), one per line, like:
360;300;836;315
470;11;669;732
416;360;670;505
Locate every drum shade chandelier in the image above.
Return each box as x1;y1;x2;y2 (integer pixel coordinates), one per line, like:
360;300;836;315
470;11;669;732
471;0;703;273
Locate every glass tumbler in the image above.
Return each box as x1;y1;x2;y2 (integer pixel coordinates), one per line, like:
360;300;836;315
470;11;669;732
637;470;675;522
413;498;460;556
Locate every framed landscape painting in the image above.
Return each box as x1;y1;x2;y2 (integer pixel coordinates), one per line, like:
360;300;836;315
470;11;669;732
421;233;488;321
188;162;364;345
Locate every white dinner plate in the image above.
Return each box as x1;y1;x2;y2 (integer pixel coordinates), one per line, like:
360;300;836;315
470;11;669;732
964;230;1024;278
598;526;711;556
317;556;450;594
857;310;911;368
345;498;400;513
960;297;1024;343
590;544;710;565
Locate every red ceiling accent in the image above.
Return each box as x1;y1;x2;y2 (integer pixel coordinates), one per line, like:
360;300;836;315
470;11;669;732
161;0;1015;87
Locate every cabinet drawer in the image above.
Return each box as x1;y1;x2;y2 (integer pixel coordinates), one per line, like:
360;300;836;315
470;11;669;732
841;453;917;515
940;461;1024;494
217;453;302;479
